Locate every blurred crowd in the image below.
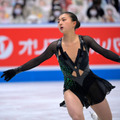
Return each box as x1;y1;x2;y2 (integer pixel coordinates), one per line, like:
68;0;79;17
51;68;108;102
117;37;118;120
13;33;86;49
0;0;120;24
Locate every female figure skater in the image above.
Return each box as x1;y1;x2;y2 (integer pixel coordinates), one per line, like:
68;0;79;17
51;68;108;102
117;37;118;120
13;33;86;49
1;12;120;120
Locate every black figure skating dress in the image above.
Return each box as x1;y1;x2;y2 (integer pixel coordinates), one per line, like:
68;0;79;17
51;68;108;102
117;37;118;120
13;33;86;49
56;35;118;108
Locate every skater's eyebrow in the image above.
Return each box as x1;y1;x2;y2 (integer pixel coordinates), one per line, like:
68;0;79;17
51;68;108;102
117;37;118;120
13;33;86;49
58;17;66;21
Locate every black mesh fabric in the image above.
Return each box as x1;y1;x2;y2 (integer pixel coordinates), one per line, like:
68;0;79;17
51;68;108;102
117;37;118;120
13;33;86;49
18;40;59;72
83;36;120;62
83;70;115;107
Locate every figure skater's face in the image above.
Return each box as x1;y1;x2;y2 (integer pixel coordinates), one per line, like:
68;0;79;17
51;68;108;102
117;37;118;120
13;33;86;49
58;13;76;34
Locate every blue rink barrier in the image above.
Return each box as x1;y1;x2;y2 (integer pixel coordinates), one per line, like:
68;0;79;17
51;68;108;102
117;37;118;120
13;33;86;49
0;69;120;82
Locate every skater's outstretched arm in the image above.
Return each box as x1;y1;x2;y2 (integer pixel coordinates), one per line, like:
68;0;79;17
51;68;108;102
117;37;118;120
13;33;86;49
1;41;58;81
83;36;120;63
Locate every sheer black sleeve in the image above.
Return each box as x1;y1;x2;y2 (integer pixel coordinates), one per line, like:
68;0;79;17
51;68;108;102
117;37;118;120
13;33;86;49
83;36;120;63
17;40;58;72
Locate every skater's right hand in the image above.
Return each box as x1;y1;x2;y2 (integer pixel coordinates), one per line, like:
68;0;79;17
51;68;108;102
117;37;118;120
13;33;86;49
1;69;17;82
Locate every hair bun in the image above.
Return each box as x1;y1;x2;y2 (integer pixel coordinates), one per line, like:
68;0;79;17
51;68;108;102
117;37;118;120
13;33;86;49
75;20;80;29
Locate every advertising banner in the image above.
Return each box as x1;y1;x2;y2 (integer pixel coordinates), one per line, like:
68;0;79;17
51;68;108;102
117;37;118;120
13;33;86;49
0;25;120;67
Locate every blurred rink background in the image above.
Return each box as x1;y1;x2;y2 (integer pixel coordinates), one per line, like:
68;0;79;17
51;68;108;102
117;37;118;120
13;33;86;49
0;0;120;120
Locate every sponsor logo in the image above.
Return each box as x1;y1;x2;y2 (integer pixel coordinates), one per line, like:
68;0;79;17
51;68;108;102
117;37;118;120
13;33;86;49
0;36;13;59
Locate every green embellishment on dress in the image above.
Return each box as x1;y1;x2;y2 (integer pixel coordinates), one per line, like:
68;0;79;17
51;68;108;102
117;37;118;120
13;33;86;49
58;58;77;90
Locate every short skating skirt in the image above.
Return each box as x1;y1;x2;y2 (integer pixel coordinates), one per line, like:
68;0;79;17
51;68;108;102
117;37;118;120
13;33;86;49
60;70;115;108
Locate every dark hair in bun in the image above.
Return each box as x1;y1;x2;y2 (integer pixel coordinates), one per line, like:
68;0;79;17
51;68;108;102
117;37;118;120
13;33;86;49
61;12;80;29
75;20;80;29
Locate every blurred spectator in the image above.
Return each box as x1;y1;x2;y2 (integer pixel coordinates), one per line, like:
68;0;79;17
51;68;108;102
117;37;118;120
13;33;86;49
51;0;61;11
104;4;120;22
67;0;88;22
24;0;42;23
0;0;13;15
105;0;120;12
36;0;51;23
86;0;105;22
0;0;120;24
0;0;12;24
0;7;11;24
11;3;25;23
49;0;62;23
60;0;72;12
